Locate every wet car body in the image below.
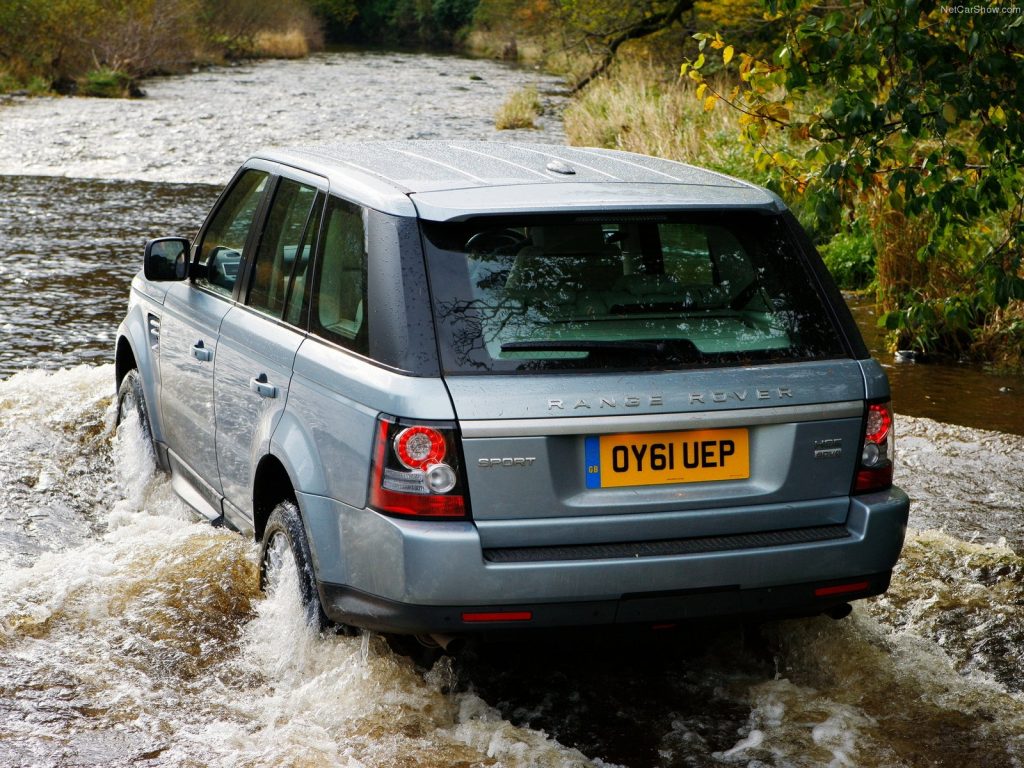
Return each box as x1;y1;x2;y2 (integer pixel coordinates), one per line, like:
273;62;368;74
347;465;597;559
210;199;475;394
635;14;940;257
115;141;909;636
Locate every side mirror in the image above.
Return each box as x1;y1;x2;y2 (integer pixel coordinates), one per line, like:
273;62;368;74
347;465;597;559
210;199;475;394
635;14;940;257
144;237;191;281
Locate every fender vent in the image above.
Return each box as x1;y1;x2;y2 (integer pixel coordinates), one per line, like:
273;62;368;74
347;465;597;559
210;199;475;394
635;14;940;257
483;525;850;564
147;313;161;352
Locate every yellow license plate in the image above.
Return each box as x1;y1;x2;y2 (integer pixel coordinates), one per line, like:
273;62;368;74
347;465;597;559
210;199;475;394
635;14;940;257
584;428;749;488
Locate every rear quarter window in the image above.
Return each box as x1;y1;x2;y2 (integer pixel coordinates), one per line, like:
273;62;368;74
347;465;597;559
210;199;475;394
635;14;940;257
310;196;369;355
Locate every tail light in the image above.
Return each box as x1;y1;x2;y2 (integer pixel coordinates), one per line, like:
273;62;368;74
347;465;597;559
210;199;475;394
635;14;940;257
853;400;894;493
369;415;469;519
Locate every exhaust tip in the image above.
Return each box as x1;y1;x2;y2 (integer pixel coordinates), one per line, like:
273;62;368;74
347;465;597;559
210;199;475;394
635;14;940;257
824;603;853;620
423;633;467;655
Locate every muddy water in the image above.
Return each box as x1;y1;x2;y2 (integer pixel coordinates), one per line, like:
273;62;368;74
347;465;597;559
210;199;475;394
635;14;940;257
2;51;1024;768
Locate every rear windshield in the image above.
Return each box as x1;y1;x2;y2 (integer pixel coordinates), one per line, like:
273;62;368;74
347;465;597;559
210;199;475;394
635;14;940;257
420;212;846;374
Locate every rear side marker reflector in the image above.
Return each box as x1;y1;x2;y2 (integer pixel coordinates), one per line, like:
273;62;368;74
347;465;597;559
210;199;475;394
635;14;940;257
461;611;533;623
814;581;870;598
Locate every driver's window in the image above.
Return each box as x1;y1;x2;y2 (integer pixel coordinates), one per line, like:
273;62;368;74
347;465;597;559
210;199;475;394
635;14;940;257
196;170;269;297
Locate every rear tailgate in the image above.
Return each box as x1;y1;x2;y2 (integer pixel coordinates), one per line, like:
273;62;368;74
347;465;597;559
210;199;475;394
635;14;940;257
447;361;866;548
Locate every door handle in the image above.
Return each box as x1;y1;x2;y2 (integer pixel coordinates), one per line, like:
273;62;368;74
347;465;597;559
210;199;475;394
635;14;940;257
249;373;277;399
191;340;213;362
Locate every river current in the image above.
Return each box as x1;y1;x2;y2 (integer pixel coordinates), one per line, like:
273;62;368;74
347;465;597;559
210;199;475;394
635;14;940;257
1;50;1023;768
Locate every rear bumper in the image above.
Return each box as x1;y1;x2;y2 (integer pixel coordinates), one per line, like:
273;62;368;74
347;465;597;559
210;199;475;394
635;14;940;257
319;572;892;634
297;488;909;634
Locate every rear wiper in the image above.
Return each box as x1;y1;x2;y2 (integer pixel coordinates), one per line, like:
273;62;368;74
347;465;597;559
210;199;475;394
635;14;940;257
500;340;664;353
500;339;701;356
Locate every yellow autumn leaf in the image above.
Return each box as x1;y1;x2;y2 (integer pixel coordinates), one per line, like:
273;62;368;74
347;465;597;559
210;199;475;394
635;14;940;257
766;103;790;122
704;95;716;112
723;45;734;65
680;62;689;76
696;82;708;100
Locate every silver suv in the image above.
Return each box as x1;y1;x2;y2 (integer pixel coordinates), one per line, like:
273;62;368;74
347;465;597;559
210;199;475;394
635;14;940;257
115;141;909;640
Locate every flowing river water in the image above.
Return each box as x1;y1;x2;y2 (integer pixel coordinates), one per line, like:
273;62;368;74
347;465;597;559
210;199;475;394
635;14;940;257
1;50;1023;768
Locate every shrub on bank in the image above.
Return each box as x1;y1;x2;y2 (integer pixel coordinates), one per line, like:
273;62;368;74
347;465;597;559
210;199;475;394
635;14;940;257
975;301;1024;372
0;0;322;96
78;68;140;98
818;224;876;291
0;69;50;96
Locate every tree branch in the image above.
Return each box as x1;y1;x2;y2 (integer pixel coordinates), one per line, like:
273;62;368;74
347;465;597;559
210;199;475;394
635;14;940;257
571;0;697;94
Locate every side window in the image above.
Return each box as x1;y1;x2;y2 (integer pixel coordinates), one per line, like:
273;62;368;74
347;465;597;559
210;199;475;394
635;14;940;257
660;223;755;289
660;223;714;285
284;196;321;328
196;170;269;297
311;197;368;354
247;178;320;323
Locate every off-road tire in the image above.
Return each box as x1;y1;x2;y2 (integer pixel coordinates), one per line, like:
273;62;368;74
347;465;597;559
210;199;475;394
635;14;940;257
116;368;155;449
259;500;333;631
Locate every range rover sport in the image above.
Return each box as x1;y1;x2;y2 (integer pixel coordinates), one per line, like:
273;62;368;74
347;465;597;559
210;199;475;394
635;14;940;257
114;141;909;641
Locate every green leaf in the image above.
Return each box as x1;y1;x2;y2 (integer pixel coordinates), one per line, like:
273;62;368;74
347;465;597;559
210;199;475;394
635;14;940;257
880;311;903;330
788;63;808;89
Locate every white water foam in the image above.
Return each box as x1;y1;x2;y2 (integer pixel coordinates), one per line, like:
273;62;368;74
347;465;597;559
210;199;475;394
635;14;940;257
0;364;600;767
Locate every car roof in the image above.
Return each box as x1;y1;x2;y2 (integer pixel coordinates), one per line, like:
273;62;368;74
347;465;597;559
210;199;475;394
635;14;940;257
255;141;785;221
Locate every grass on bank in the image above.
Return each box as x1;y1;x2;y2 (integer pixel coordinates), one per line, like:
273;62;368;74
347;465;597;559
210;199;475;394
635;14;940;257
252;29;311;58
564;59;759;182
495;86;542;130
